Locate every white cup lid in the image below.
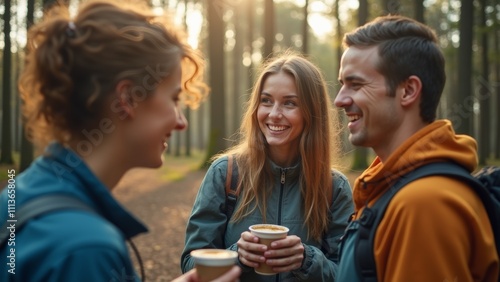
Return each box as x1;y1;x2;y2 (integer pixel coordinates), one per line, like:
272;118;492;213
190;249;238;266
249;224;289;239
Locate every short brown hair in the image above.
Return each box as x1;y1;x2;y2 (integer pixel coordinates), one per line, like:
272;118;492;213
343;15;445;123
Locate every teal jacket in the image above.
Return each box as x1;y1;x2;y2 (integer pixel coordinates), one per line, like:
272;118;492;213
181;156;354;281
0;143;147;281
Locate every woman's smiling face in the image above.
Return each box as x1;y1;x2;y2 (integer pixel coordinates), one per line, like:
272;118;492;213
125;62;187;168
257;71;304;154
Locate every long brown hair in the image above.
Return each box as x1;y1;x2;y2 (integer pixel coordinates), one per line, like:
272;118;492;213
19;0;207;147
216;53;341;241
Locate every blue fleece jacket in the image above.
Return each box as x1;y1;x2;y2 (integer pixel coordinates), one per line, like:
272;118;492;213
0;143;147;282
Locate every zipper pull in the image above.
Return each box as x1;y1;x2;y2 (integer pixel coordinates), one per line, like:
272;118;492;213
281;169;285;184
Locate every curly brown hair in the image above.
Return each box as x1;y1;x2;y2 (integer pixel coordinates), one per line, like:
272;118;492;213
19;0;207;147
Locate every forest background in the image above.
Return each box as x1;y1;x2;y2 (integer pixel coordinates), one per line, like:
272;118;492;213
2;1;500;279
1;0;499;177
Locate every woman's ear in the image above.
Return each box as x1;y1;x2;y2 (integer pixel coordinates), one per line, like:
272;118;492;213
400;75;422;107
113;80;135;120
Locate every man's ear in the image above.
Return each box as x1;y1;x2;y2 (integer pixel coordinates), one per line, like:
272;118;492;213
400;75;422;107
114;80;135;119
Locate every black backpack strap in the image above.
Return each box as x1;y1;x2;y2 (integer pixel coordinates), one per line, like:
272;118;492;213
0;194;147;281
0;195;95;247
390;164;500;264
356;162;484;282
472;167;500;252
224;155;239;220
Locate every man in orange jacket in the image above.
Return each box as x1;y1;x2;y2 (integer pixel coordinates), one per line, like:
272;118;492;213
334;15;499;282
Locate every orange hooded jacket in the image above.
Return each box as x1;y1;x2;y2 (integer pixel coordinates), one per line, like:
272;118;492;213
352;119;499;282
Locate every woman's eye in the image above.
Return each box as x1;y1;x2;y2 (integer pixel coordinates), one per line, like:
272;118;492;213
285;100;297;106
260;97;272;104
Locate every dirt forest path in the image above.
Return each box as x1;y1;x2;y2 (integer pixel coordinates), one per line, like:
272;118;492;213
113;166;360;281
113;168;207;281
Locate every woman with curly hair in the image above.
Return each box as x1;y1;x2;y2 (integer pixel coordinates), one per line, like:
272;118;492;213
0;1;239;281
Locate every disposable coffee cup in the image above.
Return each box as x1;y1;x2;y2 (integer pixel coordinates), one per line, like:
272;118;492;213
249;224;289;275
190;249;238;282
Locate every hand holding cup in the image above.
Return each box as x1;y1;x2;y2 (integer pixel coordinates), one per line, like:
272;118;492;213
237;224;305;274
248;224;289;275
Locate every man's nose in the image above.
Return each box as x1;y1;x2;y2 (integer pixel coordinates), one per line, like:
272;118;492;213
334;88;351;108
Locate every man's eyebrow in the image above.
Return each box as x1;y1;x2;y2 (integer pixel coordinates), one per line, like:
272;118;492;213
339;74;365;84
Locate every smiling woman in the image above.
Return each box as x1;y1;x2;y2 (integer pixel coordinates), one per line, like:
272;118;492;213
181;52;354;282
257;72;304;157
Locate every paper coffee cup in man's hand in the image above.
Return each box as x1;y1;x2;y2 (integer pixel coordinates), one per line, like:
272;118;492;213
249;224;289;275
190;249;238;282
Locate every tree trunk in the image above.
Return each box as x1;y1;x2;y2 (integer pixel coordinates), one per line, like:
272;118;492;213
334;0;342;76
359;0;369;26
334;0;349;155
263;0;275;59
350;0;369;170
247;0;254;90
1;0;14;164
43;0;58;10
12;0;21;153
232;3;244;136
352;148;369;170
195;0;207;152
197;103;206;151
333;0;342;95
385;0;401;15
414;0;425;22
302;0;309;55
203;0;227;165
20;0;36;171
175;129;182;156
185;108;191;156
496;18;500;159
380;0;389;15
478;0;490;165
455;0;474;135
492;0;500;160
182;0;190;157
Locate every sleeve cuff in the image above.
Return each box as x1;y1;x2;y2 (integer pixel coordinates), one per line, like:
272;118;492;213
228;243;253;272
292;243;312;277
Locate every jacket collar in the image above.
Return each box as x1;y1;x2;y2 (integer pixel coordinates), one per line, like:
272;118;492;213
268;158;301;183
353;120;478;211
44;142;148;239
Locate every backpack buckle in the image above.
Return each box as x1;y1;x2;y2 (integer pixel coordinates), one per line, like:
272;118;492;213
359;208;376;228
